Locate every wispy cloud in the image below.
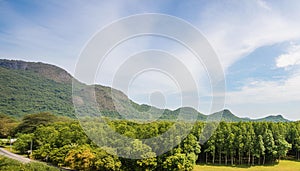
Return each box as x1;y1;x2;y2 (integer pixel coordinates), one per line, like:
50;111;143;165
0;1;161;72
226;41;300;120
199;0;300;71
226;71;300;120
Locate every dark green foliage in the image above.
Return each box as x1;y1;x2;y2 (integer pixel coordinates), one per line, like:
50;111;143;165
15;112;58;134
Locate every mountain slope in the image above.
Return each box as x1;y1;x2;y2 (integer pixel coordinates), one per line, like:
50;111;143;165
0;66;74;118
0;59;182;120
0;59;290;122
210;109;250;122
0;60;72;84
254;115;289;122
210;109;289;122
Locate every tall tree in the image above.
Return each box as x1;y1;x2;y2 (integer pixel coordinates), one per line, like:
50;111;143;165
215;123;225;165
264;129;277;164
15;112;57;134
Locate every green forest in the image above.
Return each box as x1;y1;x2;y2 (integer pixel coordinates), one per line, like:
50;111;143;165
1;112;300;171
0;60;299;170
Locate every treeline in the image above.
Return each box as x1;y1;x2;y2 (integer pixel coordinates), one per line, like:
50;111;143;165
200;122;297;165
4;112;300;170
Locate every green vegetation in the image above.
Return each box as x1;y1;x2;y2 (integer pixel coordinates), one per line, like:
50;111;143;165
14;112;69;134
0;66;74;118
6;112;299;171
0;155;60;171
0;59;290;122
0;59;296;170
0;113;18;138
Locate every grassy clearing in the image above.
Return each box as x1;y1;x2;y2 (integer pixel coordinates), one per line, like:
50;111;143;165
0;155;60;171
194;160;300;171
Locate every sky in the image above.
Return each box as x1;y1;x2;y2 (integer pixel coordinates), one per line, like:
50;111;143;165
1;0;300;120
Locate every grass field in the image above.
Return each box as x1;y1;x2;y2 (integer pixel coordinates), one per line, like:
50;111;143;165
194;160;300;171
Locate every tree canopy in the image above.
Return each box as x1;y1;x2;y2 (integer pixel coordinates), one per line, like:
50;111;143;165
11;116;300;171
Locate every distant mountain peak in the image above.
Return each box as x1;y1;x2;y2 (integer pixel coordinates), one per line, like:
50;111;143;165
254;114;289;122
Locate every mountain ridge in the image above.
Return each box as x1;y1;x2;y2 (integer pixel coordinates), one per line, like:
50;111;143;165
0;59;290;122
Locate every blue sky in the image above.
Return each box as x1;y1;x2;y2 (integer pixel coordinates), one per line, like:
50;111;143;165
1;0;300;120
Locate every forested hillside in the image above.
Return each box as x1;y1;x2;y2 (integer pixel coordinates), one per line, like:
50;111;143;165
0;66;74;118
0;59;290;122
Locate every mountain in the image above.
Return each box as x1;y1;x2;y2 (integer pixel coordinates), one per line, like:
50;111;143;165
210;109;250;122
0;60;72;84
254;115;289;122
210;109;289;122
0;59;290;122
0;61;74;118
0;59;186;120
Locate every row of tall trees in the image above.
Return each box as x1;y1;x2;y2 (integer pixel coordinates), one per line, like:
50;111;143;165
11;113;300;170
199;122;294;165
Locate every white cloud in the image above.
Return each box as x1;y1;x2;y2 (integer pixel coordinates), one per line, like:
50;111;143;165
199;1;300;71
225;69;300;120
226;43;300;107
276;43;300;68
227;74;300;104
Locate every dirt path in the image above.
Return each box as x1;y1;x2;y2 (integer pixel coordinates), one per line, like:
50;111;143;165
0;148;31;163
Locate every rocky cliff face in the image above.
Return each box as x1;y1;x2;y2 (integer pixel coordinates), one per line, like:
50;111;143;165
0;60;29;70
0;59;72;84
